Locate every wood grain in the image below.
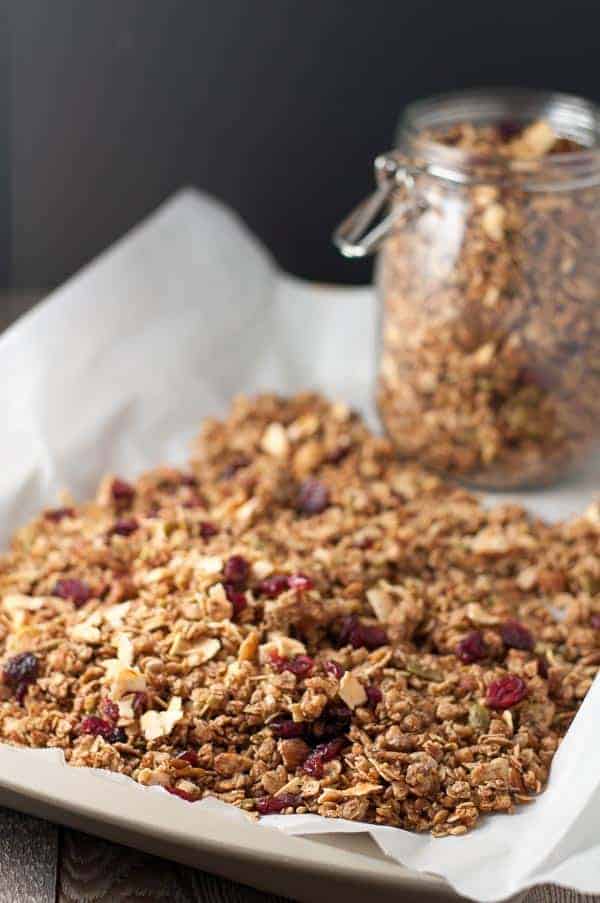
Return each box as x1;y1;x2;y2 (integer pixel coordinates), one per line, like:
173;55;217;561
57;829;291;903
0;808;57;903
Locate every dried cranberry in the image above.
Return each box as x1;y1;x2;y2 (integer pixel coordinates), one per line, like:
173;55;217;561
256;793;299;815
176;750;199;766
101;698;119;724
166;786;195;802
53;578;92;607
337;616;388;650
111;478;135;506
223;555;249;586
182;493;206;509
456;631;487;663
132;691;148;715
199;521;218;540
270;654;314;678
303;738;346;778
109;518;138;537
180;473;198;487
537;656;549;679
3;652;39;692
366;685;382;709
486;674;528;710
288;573;313;592
328;444;351;464
224;582;247;616
15;682;30;704
270;717;307;739
79;716;114;739
259;575;290;598
312;703;351;742
497;119;522;142
501;620;534;652
44;507;75;522
324;660;344;679
220;455;250;480
591;613;600;629
296;479;330;515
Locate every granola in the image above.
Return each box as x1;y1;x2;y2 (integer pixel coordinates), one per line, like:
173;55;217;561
0;392;598;836
378;118;600;488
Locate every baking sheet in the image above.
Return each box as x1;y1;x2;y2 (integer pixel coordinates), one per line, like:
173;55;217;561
1;189;599;902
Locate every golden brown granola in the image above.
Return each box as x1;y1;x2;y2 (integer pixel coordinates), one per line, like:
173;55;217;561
378;118;600;488
0;393;598;836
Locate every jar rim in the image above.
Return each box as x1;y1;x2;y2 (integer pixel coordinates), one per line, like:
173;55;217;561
397;88;600;188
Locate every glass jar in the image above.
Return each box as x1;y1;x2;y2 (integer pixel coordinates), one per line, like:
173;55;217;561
335;89;600;488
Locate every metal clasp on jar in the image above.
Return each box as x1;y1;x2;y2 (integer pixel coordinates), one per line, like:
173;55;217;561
333;153;427;258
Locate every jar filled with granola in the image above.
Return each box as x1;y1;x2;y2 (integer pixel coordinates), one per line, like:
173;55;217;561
335;89;600;488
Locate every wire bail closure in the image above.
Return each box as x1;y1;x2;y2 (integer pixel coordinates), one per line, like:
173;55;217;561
333;154;422;258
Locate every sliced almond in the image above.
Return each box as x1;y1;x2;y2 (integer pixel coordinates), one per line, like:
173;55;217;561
366;585;393;622
238;630;260;662
318;782;381;802
140;696;183;741
338;672;367;710
193;637;221;664
70;623;102;645
260;422;290;458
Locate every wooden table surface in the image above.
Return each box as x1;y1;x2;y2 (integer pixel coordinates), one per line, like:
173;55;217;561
0;295;597;903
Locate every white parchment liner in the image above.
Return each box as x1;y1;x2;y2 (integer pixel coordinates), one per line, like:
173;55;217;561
1;190;599;901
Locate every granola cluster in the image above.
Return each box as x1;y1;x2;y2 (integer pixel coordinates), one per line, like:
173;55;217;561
378;118;600;487
0;393;599;836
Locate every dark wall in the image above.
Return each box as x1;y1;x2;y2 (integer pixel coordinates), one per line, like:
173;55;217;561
6;0;600;289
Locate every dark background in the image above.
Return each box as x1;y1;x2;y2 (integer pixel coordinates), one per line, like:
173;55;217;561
4;0;599;291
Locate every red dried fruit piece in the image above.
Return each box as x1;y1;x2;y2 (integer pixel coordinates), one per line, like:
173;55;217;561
53;578;92;607
302;738;347;778
537;656;549;679
259;575;290;598
365;685;382;708
296;478;330;515
176;750;199;766
338;616;388;651
79;716;114;739
288;573;313;592
111;478;135;506
270;717;307;739
223;555;249;586
107;726;127;744
501;620;534;651
220;455;250;480
182;493;206;510
456;631;487;663
590;613;600;629
199;521;218;540
166;786;195;802
328;444;351;464
3;651;39;689
109;518;138;537
44;507;75;522
270;654;314;678
486;674;528;710
256;793;300;815
132;691;148;715
497;119;522;142
224;582;247;616
101;698;119;724
324;660;344;679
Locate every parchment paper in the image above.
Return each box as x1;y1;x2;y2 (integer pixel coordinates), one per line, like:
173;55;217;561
1;189;599;902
